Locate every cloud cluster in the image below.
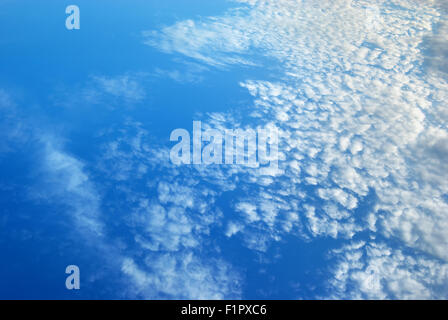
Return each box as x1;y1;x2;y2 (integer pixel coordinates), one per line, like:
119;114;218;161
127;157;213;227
328;241;448;299
5;0;444;299
97;122;242;299
139;0;448;298
122;253;240;299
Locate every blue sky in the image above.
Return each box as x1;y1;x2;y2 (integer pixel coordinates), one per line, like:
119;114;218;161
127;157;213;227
1;0;448;299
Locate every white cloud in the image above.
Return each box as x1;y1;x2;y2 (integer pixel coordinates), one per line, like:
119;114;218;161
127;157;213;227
328;241;448;299
96;122;243;298
143;18;255;67
122;252;241;299
225;221;244;237
235;202;259;222
35;136;104;236
139;0;448;298
52;73;148;110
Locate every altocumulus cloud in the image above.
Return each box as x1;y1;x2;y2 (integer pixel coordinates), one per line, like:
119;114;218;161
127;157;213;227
137;0;448;298
8;0;445;299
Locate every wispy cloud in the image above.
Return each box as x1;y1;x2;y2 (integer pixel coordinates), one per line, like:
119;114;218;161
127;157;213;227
51;73;148;109
35;136;104;236
91;75;146;101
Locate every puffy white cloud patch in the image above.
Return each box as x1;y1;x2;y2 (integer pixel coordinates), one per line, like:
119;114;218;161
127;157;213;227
97;122;242;298
328;241;448;299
